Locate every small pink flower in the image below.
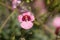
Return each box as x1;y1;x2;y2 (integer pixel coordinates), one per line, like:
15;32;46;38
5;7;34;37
12;0;21;9
52;16;60;28
18;12;35;30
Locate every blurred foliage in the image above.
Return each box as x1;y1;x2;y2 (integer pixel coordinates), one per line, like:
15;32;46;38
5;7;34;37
0;0;60;40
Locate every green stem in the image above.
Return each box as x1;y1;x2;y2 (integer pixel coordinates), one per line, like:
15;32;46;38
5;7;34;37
0;2;12;10
0;10;16;33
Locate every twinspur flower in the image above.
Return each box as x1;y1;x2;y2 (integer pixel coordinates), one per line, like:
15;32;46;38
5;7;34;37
12;0;21;9
18;12;35;30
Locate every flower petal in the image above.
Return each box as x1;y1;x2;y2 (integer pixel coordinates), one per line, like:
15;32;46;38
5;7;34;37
12;5;17;9
17;0;21;4
22;12;35;21
52;16;60;27
12;0;17;4
22;12;31;16
18;15;23;22
12;0;17;9
30;14;35;21
20;21;33;30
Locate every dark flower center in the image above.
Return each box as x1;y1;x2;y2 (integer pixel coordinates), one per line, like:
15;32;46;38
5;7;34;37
22;15;31;21
55;27;60;35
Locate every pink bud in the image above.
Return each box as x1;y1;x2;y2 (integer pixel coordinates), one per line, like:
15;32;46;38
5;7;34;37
12;0;21;9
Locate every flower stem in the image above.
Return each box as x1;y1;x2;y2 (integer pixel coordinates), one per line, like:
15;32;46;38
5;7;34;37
0;2;12;10
0;10;16;33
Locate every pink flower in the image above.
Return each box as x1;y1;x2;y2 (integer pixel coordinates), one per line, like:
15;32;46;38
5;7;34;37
12;0;21;9
18;12;35;30
52;16;60;28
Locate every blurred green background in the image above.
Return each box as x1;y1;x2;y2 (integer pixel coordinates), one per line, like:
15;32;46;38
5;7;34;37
0;0;60;40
